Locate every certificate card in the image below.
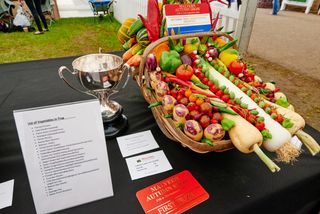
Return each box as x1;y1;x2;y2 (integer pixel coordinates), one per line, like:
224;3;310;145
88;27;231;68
14;100;113;214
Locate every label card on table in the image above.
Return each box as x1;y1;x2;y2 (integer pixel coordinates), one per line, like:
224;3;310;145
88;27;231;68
125;150;172;180
0;179;14;210
13;100;113;214
116;130;159;157
164;3;211;35
136;170;209;214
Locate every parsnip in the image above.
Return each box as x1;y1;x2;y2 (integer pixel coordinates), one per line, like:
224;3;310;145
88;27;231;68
222;113;262;153
222;112;280;172
265;100;320;156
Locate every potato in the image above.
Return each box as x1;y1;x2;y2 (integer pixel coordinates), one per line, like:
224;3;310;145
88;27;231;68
162;95;177;113
184;120;203;141
173;104;189;124
204;124;225;141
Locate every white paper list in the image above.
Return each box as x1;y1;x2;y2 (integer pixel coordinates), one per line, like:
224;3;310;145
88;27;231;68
14;100;113;214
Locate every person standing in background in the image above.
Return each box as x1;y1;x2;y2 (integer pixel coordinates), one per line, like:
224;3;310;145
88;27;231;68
20;0;48;34
272;0;280;15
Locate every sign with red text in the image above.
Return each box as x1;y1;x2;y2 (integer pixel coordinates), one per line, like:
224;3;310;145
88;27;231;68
164;3;211;35
136;170;209;214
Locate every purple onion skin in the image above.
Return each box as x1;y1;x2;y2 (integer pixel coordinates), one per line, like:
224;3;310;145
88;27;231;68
146;53;157;71
208;47;219;59
180;54;192;66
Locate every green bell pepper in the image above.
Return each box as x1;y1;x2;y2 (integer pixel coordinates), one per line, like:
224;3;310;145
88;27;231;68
160;50;182;73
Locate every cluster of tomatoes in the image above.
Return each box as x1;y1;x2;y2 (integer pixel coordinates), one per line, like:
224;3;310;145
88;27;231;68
166;85;223;129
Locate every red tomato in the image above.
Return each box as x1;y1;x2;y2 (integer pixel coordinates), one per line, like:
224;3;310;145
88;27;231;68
202;78;209;85
229;61;245;76
247;114;257;124
176;64;194;81
206;81;213;87
187;102;196;111
176;94;184;102
216;90;224;98
221;94;230;103
275;114;284;123
210;85;218;93
255;122;265;131
197;72;205;79
170;88;178;98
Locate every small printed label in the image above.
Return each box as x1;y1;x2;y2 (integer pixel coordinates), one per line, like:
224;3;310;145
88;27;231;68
164;3;211;35
291;136;302;150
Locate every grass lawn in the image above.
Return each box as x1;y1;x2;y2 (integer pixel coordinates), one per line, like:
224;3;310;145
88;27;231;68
0;16;122;64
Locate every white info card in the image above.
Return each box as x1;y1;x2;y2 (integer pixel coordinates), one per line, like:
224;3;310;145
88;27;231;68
13;100;113;214
0;179;14;210
125;150;172;180
116;130;159;157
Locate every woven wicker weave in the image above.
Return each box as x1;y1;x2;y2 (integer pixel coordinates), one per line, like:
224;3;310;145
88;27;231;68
134;32;238;153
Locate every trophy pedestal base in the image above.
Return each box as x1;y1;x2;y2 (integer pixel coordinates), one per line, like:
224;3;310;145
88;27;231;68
103;114;128;138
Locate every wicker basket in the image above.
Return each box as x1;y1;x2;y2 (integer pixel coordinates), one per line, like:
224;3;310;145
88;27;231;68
134;32;237;153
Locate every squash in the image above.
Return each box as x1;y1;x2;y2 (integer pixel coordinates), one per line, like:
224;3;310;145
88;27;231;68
127;18;144;37
117;18;136;44
136;28;150;47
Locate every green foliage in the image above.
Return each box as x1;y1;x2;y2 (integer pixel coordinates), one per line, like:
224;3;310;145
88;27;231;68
0;16;122;64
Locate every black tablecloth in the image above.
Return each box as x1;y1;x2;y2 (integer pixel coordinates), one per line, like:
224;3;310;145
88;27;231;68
0;55;319;214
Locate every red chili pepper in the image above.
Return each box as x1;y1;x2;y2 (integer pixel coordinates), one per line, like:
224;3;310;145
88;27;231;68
211;12;220;31
167;77;192;88
190;89;217;98
138;0;161;42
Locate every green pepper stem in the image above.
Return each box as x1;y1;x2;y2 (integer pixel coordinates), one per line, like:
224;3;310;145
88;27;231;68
296;130;320;156
253;144;280;173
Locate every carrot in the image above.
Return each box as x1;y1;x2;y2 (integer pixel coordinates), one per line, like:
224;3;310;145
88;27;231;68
123;43;140;62
151;42;170;64
127;54;142;67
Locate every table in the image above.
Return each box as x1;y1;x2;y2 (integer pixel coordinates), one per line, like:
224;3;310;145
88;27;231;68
0;55;319;214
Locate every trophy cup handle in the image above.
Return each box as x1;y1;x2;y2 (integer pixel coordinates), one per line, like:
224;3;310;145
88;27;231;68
58;66;95;97
120;64;131;89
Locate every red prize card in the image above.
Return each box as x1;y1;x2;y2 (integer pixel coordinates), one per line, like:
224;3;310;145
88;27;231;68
136;170;209;214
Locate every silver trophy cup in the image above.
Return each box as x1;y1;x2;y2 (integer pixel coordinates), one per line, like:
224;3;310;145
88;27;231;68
58;52;130;137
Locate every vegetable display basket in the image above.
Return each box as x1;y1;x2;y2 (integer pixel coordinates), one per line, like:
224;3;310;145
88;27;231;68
134;31;238;153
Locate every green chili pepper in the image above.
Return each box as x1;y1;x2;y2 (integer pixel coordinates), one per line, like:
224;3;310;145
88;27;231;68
148;101;162;108
218;39;238;53
164;114;173;119
160;18;166;38
190;74;210;89
221;118;235;131
250;110;259;115
201;138;214;146
218;107;238;115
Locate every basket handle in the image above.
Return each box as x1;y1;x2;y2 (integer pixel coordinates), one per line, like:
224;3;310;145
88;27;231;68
137;31;237;87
